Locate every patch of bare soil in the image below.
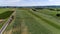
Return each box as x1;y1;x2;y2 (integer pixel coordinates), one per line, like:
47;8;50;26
21;26;29;34
3;29;12;34
0;19;4;23
21;19;29;34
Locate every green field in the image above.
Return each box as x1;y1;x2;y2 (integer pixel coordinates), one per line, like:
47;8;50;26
0;8;14;29
0;8;14;19
3;8;60;34
0;11;14;19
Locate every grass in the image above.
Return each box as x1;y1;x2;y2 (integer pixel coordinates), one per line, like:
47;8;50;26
3;8;60;34
28;10;60;29
26;10;60;34
24;12;52;34
33;8;60;19
12;9;60;34
35;9;57;16
13;10;52;34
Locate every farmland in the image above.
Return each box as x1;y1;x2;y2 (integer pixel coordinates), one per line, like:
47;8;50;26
3;8;60;34
0;8;15;32
0;11;14;19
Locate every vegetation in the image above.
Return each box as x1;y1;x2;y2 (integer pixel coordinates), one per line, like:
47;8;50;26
0;8;14;29
3;8;60;34
0;11;14;19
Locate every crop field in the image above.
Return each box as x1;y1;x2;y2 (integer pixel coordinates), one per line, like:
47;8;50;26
3;8;60;34
0;8;14;29
0;11;14;19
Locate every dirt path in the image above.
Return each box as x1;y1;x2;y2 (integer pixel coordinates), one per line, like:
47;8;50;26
21;19;29;34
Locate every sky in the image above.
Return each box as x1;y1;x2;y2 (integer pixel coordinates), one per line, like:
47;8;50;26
0;0;60;6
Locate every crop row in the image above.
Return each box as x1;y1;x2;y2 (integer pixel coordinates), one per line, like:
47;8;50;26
19;10;53;34
0;11;14;19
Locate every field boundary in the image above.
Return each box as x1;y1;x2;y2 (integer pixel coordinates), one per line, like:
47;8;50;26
0;11;16;34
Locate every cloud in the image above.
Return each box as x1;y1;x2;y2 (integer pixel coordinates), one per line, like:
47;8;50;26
0;0;22;6
0;0;21;2
19;0;60;6
48;0;54;1
0;0;60;6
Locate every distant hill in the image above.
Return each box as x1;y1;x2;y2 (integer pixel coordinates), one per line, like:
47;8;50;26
0;6;60;8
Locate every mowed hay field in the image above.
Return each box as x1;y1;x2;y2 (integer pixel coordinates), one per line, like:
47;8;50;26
3;8;60;34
